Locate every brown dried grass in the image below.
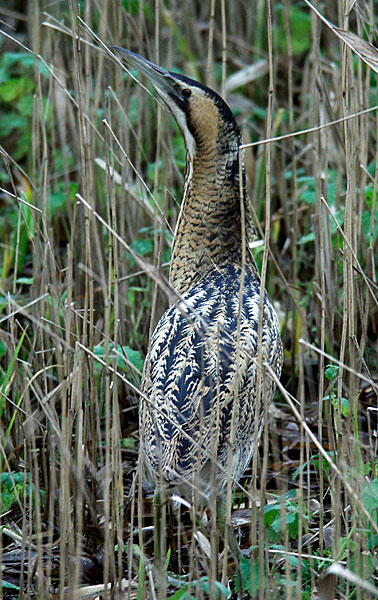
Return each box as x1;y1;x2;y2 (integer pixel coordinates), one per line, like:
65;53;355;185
0;0;377;598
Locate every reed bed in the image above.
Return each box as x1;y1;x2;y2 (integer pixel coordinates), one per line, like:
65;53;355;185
0;1;377;598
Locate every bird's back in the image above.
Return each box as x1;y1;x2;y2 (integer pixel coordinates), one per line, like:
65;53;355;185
140;263;282;499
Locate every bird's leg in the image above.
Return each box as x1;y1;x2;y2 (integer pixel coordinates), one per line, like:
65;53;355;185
153;487;169;597
216;496;242;585
153;487;161;568
207;491;219;586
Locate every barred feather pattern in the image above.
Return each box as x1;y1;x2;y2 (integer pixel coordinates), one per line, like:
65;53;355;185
140;263;283;499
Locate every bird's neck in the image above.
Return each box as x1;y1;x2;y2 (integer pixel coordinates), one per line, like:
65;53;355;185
169;123;257;296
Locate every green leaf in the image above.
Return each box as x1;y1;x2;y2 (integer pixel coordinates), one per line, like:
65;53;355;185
16;95;34;116
289;555;299;568
349;552;378;581
0;66;9;85
0;113;27;137
197;577;230;597
16;277;33;285
1;580;20;590
0;76;34;102
1;490;16;511
120;437;136;450
298;231;315;245
364;479;378;512
122;346;144;372
271;514;282;533
163;248;172;263
367;533;378;550
0;327;28;400
3;52;49;77
133;238;154;256
3;52;35;69
362;210;378;244
330;394;350;418
276;5;312;56
10;472;27;484
12;130;32;161
264;495;304;542
235;557;265;597
286;489;297;499
340;397;350;418
50;189;67;214
325;364;339;381
94;343;144;374
166;591;189;600
287;510;299;539
299;190;316;205
264;502;279;521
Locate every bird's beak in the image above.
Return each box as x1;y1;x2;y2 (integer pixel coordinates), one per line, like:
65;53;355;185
111;46;180;99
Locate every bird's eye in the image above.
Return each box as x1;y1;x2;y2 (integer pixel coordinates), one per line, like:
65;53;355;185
182;88;192;98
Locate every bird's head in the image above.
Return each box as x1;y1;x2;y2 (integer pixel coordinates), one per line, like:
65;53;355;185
112;47;241;158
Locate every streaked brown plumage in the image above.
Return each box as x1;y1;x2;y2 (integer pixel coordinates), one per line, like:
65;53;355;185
142;263;280;500
114;47;283;542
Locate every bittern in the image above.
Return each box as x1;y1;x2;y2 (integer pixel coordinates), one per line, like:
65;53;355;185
114;48;283;563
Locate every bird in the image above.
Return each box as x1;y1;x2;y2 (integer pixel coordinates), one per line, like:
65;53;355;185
113;47;283;563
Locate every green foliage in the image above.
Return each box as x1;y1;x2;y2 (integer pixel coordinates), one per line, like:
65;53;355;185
128;226;172;268
324;364;339;380
120;437;136;450
125;225;172;346
364;458;378;478
132;237;154;257
234;545;315;598
234;558;265;598
292;451;336;480
323;364;351;426
363;478;378;513
0;472;45;511
349;551;378;583
122;0;152;17
295;171;345;245
229;492;315;597
332;478;378;591
295;170;378;249
146;123;186;184
94;342;144;376
291;458;378;592
0;192;34;283
327;394;351;418
1;580;20;591
0;76;34;103
0;296;7;317
264;490;309;542
275;4;312;56
0;327;27;410
166;575;230;599
0;52;48;164
49;181;78;217
0;51;57;284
